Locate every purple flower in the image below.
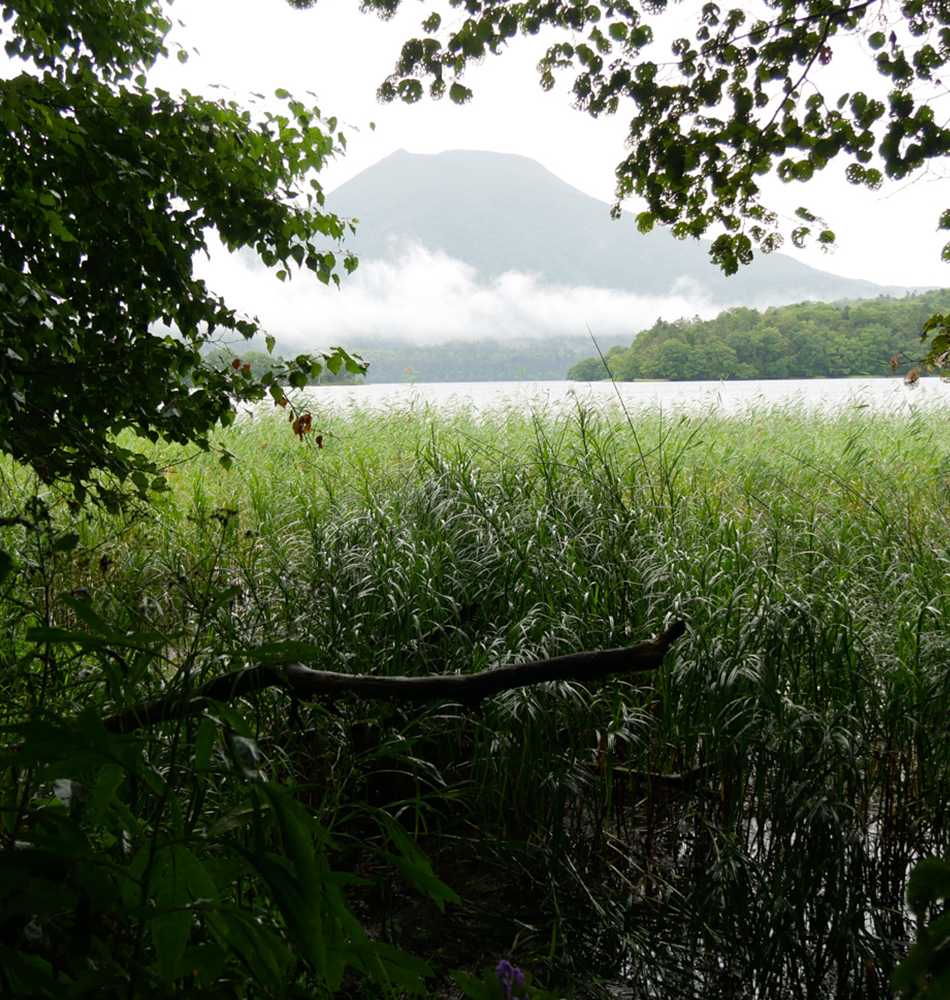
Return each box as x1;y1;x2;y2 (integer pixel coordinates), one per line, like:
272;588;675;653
496;959;527;1000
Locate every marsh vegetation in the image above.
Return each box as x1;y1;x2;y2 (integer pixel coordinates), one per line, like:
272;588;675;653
3;395;950;998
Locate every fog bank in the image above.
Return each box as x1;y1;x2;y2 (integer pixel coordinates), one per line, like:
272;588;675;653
195;237;732;350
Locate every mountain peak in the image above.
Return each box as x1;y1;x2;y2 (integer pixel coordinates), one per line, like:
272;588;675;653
327;149;904;307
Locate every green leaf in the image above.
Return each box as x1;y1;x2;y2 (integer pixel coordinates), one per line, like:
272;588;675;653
230;735;261;780
451;967;499;1000
89;762;125;826
195;718;217;772
240;844;328;977
351;939;432;993
204;700;255;739
208;801;258;838
152;906;193;983
0;946;60;995
377;812;460;911
211;908;290;991
908;858;950;918
151;844;221;982
32;599;166;650
52;532;80;552
59;594;123;638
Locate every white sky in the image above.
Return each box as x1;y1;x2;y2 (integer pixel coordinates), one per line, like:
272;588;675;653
145;0;950;346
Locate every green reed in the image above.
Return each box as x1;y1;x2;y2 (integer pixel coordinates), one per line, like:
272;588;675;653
4;391;950;997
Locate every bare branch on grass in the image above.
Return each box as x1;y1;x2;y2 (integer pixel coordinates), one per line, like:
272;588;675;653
103;620;687;734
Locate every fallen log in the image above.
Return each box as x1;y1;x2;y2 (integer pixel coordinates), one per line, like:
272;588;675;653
103;620;686;734
608;762;716;789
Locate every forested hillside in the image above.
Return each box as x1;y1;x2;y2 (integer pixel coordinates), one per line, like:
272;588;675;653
353;337;591;382
568;290;950;381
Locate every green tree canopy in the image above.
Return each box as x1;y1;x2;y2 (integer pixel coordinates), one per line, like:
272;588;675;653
567;289;950;381
0;0;364;505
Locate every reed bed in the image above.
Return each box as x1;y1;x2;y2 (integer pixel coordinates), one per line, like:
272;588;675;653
4;391;950;998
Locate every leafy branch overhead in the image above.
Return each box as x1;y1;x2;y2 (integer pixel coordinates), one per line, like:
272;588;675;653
0;0;364;505
368;0;949;277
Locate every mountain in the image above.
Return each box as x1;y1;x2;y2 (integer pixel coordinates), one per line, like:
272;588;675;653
326;149;907;307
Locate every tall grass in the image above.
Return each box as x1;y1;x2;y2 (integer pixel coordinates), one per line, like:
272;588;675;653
4;392;950;997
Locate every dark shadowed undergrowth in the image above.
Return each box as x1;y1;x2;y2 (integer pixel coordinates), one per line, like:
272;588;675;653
3;393;950;998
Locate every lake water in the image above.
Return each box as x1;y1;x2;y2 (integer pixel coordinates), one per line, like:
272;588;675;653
300;377;950;417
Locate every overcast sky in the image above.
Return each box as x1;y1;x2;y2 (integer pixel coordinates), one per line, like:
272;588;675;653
148;0;950;347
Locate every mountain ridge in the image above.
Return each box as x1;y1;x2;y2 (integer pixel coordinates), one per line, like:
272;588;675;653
326;149;909;309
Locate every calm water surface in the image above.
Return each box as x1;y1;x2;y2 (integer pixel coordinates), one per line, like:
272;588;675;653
301;377;950;416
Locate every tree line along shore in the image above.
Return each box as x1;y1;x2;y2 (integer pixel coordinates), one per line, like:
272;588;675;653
568;289;950;382
206;291;950;386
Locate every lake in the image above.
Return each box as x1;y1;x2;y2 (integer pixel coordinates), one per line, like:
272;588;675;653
299;376;950;416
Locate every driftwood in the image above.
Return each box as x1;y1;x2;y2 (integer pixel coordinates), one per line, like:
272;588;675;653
103;620;686;734
608;763;716;789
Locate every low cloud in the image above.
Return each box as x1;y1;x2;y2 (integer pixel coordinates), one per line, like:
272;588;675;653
195;237;728;351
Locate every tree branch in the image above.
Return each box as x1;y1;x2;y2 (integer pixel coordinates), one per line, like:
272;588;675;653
103;620;687;734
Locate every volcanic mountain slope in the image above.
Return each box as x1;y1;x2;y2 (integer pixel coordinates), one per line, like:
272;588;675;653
325;149;905;308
